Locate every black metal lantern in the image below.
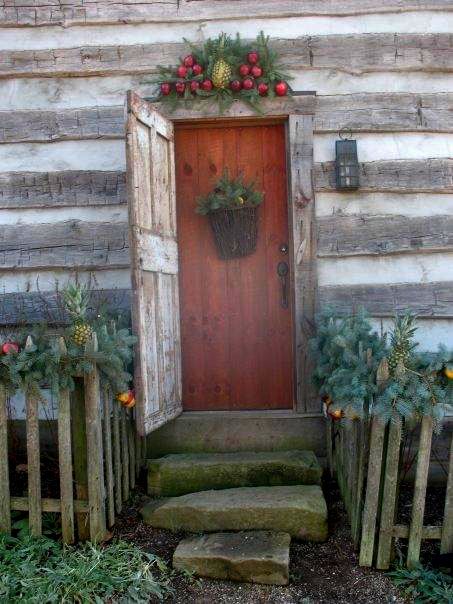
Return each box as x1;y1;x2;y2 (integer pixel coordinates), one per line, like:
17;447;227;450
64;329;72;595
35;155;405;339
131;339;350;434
335;132;359;190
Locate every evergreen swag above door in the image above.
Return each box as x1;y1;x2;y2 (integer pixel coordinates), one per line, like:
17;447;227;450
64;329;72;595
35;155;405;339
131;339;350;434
154;32;292;113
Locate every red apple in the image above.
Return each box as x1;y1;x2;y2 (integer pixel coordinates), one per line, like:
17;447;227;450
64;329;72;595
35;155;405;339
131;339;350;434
175;80;186;95
192;63;203;76
229;79;242;92
257;82;269;96
160;82;171;96
190;80;200;93
200;79;213;91
239;64;250;77
176;65;188;78
247;51;259;65
242;77;255;90
250;65;263;78
2;342;19;354
183;54;195;68
274;81;289;96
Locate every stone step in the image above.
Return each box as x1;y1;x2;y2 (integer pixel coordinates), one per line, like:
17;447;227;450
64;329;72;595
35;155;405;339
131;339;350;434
173;531;291;585
147;450;322;497
141;485;328;541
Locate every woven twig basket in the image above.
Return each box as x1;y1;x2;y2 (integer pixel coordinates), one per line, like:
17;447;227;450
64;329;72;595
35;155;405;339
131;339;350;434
208;206;259;260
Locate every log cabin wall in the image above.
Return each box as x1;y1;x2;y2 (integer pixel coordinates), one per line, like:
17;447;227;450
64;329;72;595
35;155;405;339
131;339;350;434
1;1;453;374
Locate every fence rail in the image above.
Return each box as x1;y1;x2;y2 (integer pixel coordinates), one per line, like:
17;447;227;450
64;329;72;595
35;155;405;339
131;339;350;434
0;334;144;543
328;356;453;569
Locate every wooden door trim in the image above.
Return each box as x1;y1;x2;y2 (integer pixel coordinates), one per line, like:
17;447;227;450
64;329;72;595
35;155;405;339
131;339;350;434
157;95;317;414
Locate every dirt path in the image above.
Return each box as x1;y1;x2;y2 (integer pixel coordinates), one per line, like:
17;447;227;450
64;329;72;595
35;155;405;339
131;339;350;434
114;480;404;604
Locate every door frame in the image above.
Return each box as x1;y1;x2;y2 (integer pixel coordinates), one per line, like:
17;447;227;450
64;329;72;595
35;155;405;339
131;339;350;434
146;93;317;413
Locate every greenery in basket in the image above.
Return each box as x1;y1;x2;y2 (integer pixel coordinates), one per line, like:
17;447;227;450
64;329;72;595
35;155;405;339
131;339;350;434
196;170;264;215
310;307;453;427
153;31;292;114
0;283;136;400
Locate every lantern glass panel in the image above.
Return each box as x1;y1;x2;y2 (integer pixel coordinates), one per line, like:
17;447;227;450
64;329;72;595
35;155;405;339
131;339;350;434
335;139;359;190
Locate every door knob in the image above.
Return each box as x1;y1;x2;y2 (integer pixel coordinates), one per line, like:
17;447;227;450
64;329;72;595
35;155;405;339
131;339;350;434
277;261;289;309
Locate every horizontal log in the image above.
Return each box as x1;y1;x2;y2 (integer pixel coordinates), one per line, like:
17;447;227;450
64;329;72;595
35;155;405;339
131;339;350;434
0;1;451;27
315;159;453;193
393;524;442;540
0;107;125;144
0;171;127;208
11;496;88;514
319;282;453;317
1;34;453;79
0;220;130;270
0;288;132;325
317;214;453;257
2;159;453;209
3;94;453;144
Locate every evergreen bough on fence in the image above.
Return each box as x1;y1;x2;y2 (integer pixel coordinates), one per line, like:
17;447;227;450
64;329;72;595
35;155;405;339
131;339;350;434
310;308;453;427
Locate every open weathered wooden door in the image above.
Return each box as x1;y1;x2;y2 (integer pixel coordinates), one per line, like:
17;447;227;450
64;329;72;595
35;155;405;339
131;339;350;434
126;91;182;436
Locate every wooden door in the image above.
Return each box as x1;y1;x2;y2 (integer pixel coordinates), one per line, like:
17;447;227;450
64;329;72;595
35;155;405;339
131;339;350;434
176;121;294;411
126;91;182;435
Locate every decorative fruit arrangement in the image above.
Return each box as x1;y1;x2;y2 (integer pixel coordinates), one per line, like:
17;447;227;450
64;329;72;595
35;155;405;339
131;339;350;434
445;366;453;379
117;390;135;408
63;283;93;346
155;31;291;113
1;342;20;355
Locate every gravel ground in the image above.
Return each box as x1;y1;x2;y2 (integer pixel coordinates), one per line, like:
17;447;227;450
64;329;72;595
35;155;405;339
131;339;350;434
114;478;405;604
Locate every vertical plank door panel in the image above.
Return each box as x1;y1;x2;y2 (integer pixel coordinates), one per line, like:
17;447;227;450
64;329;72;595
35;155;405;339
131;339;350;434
126;90;182;435
176;121;293;410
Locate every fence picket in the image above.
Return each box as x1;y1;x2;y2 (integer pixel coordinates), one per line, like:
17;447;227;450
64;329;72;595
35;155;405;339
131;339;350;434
71;379;89;541
84;333;106;542
26;392;42;536
0;384;10;533
359;417;386;566
102;386;115;528
407;415;433;568
376;416;402;569
128;413;136;490
440;429;453;554
112;401;122;513
121;407;130;501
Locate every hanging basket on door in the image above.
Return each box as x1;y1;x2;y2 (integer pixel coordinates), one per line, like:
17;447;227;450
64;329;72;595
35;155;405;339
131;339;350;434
196;170;264;260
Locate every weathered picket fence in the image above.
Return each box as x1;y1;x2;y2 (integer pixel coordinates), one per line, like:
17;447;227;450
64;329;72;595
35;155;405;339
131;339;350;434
0;334;144;543
328;356;453;569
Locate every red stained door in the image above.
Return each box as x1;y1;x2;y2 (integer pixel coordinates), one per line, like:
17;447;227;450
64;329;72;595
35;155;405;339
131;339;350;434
175;121;294;410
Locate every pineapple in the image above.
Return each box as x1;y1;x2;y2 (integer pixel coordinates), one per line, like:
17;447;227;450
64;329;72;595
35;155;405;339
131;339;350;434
388;314;417;374
211;33;232;89
63;283;93;347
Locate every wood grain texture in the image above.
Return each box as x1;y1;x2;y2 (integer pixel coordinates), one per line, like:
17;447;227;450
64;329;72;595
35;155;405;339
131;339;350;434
319;282;453;318
1;1;451;27
3;94;453;144
0;289;131;325
1;158;451;211
126;91;182;436
314;159;453;193
0;170;127;208
26;391;42;536
317;214;453;257
0;384;10;533
441;430;453;554
407;415;433;569
83;332;107;543
1;34;453;79
0;220;130;270
288;113;318;412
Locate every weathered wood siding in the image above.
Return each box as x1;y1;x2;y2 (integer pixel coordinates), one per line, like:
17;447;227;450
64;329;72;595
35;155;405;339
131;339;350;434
1;1;453;387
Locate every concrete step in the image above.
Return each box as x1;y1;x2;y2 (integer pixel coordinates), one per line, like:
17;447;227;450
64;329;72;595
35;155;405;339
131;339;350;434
147;450;322;497
173;531;291;585
141;485;328;541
